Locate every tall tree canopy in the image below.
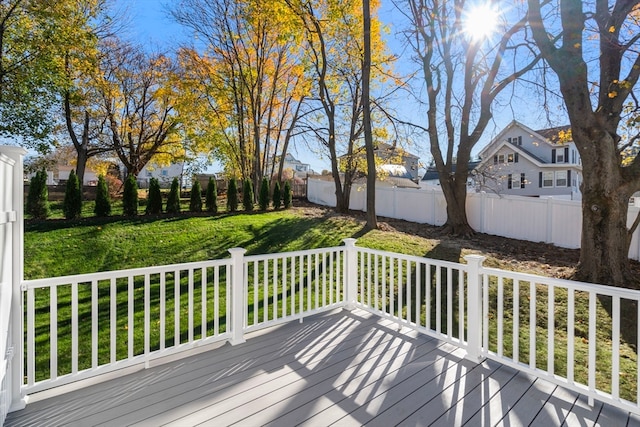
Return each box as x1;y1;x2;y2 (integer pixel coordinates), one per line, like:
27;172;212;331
0;0;98;147
172;0;308;187
403;0;539;236
528;0;640;286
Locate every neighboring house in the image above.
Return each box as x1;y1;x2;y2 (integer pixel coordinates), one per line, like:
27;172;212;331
475;120;582;199
339;142;421;182
32;164;100;186
268;153;315;180
421;161;481;189
138;162;184;188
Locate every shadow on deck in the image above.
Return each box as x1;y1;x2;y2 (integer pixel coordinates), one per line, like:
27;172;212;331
5;309;638;426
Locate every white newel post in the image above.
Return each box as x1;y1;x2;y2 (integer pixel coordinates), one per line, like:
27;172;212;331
464;255;485;363
2;146;27;413
343;238;358;310
228;248;247;345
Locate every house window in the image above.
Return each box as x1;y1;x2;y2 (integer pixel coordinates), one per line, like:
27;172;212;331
507;154;514;163
498;154;505;164
161;169;168;176
493;155;498;165
146;171;153;177
556;170;567;187
508;174;512;189
508;136;522;146
556;153;564;163
543;171;554;187
520;173;526;189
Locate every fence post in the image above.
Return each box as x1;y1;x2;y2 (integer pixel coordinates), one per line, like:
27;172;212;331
343;238;358;310
228;248;247;345
464;254;486;363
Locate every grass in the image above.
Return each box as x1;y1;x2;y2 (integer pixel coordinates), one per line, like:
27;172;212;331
23;202;638;404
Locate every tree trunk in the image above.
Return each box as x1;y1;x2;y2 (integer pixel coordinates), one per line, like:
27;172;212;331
439;174;474;237
362;0;377;230
575;132;634;286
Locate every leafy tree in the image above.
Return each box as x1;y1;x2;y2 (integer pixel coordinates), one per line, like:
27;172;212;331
173;0;307;188
94;175;111;217
95;39;183;178
259;178;270;211
227;178;239;212
283;181;292;209
146;178;163;215
166;177;181;214
205;177;218;213
122;175;139;216
272;181;282;209
26;169;49;219
528;0;640;286
63;170;82;220
243;179;254;211
404;0;539;236
189;179;203;212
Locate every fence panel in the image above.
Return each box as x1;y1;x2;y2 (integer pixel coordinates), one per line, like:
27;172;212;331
307;178;640;260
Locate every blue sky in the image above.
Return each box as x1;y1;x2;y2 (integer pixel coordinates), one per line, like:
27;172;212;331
117;0;555;175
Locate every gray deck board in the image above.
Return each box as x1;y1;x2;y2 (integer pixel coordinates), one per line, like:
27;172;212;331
4;308;637;427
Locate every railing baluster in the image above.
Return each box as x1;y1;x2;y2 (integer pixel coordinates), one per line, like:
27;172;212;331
407;260;412;325
71;281;78;374
382;255;387;315
214;266;220;335
588;291;597;397
273;259;278;321
201;268;207;340
529;282;536;369
253;261;259;326
416;261;422;328
458;269;464;342
188;269;194;343
436;266;441;334
110;277;117;362
299;255;304;315
92;280;98;369
498;276;503;357
51;286;57;380
283;257;287;318
374;254;379;311
291;256;296;315
567;288;574;382
27;288;34;386
329;253;333;306
548;285;555;375
160;273;166;351
145;274;151;358
612;296;620;399
513;279;520;364
174;270;180;347
390;256;395;318
315;253;319;310
447;267;452;339
483;274;489;351
264;259;269;323
128;276;134;359
426;263;431;331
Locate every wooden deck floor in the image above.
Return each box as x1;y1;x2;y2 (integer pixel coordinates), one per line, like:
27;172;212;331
6;308;640;427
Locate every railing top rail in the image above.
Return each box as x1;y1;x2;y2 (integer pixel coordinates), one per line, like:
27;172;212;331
482;266;640;300
355;246;468;271
244;246;345;262
23;258;232;289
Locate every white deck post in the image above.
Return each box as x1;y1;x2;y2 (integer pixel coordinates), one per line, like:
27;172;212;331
343;238;358;310
464;254;486;363
1;146;27;413
228;248;247;345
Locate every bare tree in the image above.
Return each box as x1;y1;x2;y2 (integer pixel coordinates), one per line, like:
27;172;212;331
528;0;640;286
402;0;540;236
363;0;377;229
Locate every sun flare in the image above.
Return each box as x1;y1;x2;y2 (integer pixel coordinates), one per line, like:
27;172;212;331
463;4;499;41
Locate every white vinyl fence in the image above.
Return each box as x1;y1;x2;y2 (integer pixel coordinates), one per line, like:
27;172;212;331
307;178;640;261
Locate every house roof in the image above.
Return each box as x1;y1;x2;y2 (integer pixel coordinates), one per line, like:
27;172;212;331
534;125;572;144
421;161;481;181
340;142;419;160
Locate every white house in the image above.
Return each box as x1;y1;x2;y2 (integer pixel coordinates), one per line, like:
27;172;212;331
269;153;315;180
137;162;184;188
476;120;582;199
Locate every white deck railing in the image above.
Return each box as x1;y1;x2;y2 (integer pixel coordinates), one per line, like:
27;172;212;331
14;239;640;416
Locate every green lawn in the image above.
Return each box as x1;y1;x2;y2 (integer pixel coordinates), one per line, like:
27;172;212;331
23;204;638;403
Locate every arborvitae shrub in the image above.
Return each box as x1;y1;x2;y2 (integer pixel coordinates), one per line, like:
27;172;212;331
63;170;82;219
166;177;181;214
227;178;238;212
272;181;282;209
205;177;217;213
26;169;49;219
259;178;270;211
122;174;139;216
189;180;203;212
94;175;111;217
243;179;254;211
283;181;292;208
146;177;162;214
